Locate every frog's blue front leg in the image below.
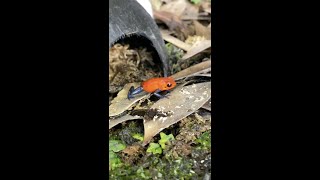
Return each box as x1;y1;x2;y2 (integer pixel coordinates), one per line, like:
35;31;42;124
153;89;169;99
128;86;144;100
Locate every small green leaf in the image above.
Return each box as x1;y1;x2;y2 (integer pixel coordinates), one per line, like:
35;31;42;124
132;133;144;141
190;0;202;4
109;140;126;152
146;143;162;154
158;132;175;149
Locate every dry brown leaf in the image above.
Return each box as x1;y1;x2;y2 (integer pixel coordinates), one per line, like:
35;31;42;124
109;82;149;117
160;0;187;17
142;82;211;145
181;15;211;20
201;98;211;111
182;40;211;60
161;31;191;51
193;20;211;39
160;29;174;36
121;144;143;155
181;1;200;19
200;1;211;14
171;60;211;80
184;71;211;81
154;10;185;31
109;114;143;129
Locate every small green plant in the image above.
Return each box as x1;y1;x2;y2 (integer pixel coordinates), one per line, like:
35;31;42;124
132;133;144;142
195;131;211;150
158;132;175;149
109;140;126;170
146;132;175;155
146;143;162;154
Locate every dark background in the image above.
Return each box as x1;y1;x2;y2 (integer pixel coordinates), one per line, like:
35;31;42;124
1;0;317;179
2;1;108;179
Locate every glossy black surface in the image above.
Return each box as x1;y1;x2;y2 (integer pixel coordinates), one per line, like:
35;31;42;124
109;0;169;76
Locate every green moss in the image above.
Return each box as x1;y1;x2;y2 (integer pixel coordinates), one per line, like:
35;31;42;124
136;167;152;179
110;155;200;179
109;139;126;170
109;151;123;170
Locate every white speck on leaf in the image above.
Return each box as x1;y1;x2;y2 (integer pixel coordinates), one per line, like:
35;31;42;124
195;96;204;102
153;115;159;121
161;117;167;123
180;89;191;94
159;106;165;111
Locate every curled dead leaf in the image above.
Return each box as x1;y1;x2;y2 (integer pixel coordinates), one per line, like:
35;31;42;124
142;81;211;145
193;20;211;39
200;1;211;14
171;60;211;80
154;11;185;31
109;83;149;117
109;114;143;129
201;98;211;111
182;40;211;60
161;32;191;51
181;0;200;19
159;0;187;17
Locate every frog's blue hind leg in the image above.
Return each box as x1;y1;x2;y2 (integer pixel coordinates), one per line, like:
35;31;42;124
128;86;144;100
131;86;144;96
153;89;169;99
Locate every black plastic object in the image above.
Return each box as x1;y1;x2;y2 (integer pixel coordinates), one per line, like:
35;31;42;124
109;0;169;77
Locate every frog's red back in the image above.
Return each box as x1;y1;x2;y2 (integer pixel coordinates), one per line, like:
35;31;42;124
141;77;176;93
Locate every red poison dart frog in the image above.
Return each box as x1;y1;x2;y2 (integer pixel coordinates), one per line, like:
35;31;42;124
128;77;177;100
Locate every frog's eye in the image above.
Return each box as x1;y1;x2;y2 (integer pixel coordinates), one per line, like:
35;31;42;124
167;83;172;87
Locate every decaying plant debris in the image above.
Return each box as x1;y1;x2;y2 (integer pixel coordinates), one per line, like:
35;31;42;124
109;0;212;179
109;44;162;95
